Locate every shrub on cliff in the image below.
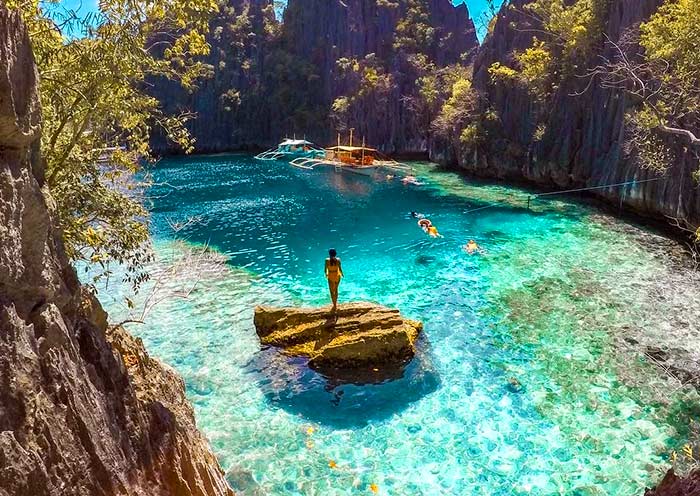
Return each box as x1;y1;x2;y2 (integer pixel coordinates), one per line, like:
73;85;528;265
9;0;218;289
488;0;610;100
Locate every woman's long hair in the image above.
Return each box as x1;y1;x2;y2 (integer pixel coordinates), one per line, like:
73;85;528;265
329;248;338;266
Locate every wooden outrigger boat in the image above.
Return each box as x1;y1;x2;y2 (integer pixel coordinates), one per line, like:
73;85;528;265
255;139;325;161
289;131;412;176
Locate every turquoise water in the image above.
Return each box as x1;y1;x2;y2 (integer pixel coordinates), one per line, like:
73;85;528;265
96;155;695;495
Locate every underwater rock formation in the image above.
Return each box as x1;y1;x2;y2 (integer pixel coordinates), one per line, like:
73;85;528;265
431;0;700;230
0;7;232;496
645;469;700;496
254;303;422;371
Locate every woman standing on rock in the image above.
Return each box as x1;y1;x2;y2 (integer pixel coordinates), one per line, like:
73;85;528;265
325;248;344;311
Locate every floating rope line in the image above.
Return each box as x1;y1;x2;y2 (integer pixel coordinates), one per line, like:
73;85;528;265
528;176;665;209
533;176;665;198
463;201;508;215
461;176;666;214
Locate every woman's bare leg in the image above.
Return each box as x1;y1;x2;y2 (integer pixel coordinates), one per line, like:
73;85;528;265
329;280;339;309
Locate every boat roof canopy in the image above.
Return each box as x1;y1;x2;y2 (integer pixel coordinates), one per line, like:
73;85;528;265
327;145;378;152
280;139;314;146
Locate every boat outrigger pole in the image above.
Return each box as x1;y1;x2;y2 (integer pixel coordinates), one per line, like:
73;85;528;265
349;128;354;147
361;136;365;164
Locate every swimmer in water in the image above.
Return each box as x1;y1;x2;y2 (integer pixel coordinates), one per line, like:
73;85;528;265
427;225;442;238
402;175;422;186
418;218;432;232
464;239;479;254
411;211;425;219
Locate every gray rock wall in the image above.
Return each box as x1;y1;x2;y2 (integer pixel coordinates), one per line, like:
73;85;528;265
150;0;478;154
0;7;233;496
431;0;700;229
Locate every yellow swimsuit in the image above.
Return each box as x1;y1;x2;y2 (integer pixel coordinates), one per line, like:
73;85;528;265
327;262;341;283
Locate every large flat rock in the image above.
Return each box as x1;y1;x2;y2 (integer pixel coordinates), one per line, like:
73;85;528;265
254;302;422;371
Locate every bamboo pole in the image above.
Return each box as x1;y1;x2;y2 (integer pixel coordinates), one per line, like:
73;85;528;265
361;136;365;164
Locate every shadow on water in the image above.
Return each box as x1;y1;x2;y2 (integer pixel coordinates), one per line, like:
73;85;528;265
245;338;440;429
415;254;436;265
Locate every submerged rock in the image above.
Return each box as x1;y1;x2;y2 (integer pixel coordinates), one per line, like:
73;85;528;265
645;469;700;496
254;303;422;372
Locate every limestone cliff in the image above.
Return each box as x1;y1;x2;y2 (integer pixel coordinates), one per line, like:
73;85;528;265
150;0;478;154
0;7;233;496
281;0;478;153
150;0;276;154
431;0;700;230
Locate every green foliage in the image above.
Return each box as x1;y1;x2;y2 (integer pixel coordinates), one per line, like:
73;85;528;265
498;0;610;99
417;72;440;109
488;62;519;83
393;0;435;55
524;0;606;60
625;113;674;173
533;123;547;142
598;0;700;177
636;0;700;138
262;35;327;134
640;0;700;83
330;56;395;132
433;72;482;146
516;39;553;94
332;96;350;115
460;124;481;147
11;0;217;289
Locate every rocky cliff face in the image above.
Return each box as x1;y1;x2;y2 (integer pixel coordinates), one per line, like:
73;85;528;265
150;0;478;154
281;0;478;152
431;0;700;229
150;0;275;154
0;7;233;496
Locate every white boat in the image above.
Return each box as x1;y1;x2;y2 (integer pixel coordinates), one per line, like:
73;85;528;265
254;139;325;161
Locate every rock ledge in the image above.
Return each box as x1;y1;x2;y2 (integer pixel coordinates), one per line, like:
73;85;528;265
254;302;422;371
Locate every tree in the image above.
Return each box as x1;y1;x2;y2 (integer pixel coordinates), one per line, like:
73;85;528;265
637;0;700;146
393;0;435;55
432;68;485;150
330;55;395;139
584;1;700;164
9;0;218;290
489;0;610;99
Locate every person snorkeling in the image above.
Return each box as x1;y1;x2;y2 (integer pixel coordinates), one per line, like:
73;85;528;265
325;248;344;311
411;211;425;219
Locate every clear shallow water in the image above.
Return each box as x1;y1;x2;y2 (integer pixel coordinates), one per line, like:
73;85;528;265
96;155;696;495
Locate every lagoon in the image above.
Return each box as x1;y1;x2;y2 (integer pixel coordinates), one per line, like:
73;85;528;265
95;154;697;495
